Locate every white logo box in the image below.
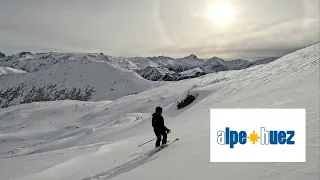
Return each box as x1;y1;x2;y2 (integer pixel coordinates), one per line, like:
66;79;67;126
210;109;306;162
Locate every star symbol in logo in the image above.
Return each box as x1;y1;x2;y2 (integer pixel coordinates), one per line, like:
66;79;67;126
248;131;260;144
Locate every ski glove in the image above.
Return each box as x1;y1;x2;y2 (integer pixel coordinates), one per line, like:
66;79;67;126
167;129;171;134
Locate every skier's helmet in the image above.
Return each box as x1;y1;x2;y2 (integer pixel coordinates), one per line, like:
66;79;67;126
155;106;162;114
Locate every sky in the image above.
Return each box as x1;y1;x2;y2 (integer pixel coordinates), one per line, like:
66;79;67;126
0;0;319;60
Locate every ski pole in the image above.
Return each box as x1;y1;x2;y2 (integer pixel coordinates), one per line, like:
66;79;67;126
138;137;157;147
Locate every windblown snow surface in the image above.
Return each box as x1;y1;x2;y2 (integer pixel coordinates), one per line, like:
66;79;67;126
0;43;319;180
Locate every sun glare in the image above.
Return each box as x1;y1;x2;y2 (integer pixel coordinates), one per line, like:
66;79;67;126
209;2;235;24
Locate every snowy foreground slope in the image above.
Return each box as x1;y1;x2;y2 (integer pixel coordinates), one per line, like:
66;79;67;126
0;43;319;180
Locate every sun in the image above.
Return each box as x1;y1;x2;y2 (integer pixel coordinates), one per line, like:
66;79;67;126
209;1;235;24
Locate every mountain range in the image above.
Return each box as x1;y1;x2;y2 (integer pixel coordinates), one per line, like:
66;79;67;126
0;51;278;108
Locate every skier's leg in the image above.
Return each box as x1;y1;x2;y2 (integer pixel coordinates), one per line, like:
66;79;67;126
162;132;167;145
155;131;161;147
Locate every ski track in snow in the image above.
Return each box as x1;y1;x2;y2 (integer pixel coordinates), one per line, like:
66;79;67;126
0;43;319;180
82;139;179;180
82;148;159;180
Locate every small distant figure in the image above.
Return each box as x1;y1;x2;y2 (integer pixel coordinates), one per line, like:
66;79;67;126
152;106;171;147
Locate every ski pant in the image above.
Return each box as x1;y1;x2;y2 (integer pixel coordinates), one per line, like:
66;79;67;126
154;130;167;147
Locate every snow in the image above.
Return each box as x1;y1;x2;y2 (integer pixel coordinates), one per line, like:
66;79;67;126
0;66;27;75
178;67;204;76
0;43;319;180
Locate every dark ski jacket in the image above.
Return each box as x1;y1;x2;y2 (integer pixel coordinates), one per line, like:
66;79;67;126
152;113;169;133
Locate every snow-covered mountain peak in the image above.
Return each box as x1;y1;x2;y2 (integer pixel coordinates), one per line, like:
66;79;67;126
18;52;33;57
184;54;198;59
207;56;224;61
148;55;174;61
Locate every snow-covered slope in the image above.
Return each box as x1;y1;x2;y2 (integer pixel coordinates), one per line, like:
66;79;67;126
0;52;108;72
0;43;319;180
222;58;251;69
130;54;205;81
136;65;205;81
200;56;279;73
136;66;168;81
178;67;205;76
0;56;162;108
0;67;26;76
201;57;230;73
246;57;279;68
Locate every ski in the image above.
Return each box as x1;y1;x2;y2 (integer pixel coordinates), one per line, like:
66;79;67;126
162;137;179;148
151;138;179;154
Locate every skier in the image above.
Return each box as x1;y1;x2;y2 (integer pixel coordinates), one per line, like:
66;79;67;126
152;106;171;147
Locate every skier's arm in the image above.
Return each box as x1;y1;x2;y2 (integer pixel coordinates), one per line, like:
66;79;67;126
161;116;170;132
164;125;169;132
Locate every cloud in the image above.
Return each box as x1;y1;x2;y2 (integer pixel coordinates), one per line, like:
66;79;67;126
0;0;319;60
146;15;319;60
